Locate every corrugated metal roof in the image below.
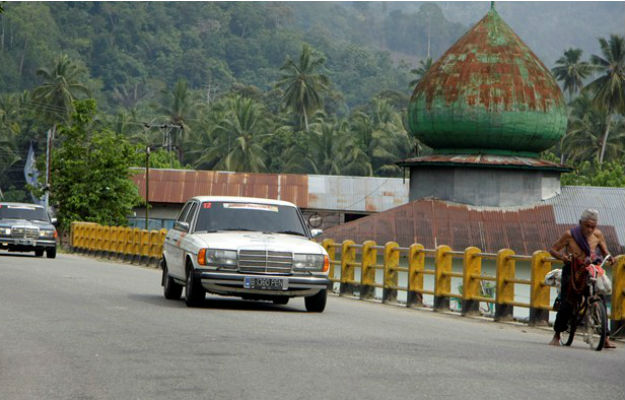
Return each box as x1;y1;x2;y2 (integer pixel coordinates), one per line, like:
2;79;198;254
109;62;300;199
398;154;570;172
544;186;625;249
131;168;409;213
319;197;623;255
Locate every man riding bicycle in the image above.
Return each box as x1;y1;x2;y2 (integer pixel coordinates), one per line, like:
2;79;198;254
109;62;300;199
548;209;615;348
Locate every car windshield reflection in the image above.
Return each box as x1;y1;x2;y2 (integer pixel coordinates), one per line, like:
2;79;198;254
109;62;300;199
195;202;307;236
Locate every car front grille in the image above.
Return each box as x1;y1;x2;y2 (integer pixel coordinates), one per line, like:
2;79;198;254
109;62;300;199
238;250;293;274
11;227;39;239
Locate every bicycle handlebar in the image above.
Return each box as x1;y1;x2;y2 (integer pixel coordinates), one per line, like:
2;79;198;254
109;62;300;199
599;254;612;269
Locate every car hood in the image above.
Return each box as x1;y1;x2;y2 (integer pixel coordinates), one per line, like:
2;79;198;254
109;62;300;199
192;231;326;254
0;219;54;229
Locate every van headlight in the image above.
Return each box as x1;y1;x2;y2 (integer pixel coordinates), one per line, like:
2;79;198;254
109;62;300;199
0;228;10;236
293;254;325;271
206;249;238;268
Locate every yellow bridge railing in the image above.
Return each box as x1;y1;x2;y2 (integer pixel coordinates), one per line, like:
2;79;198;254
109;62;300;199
322;238;625;328
71;221;167;265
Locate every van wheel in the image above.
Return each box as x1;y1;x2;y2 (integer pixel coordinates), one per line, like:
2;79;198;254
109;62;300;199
35;249;44;257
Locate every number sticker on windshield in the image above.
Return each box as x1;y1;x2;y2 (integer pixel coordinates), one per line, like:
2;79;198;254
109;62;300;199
223;203;278;212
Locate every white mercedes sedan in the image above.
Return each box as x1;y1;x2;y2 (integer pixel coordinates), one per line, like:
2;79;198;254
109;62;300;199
161;196;330;312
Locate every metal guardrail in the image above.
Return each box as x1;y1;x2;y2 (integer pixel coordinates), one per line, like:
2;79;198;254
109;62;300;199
71;221;166;266
321;238;625;328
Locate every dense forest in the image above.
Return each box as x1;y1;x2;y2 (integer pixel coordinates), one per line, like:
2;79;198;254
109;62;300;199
0;2;624;229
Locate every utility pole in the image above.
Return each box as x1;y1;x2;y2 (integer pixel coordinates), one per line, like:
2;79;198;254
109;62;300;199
145;145;150;229
45;125;55;211
143;122;184;164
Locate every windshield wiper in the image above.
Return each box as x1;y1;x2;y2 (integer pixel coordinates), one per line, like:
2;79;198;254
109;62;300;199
275;230;307;236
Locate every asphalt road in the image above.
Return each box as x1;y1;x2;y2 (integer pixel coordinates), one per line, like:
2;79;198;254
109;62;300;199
1;252;624;400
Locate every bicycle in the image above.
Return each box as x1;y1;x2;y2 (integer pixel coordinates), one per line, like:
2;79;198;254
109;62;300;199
560;255;611;351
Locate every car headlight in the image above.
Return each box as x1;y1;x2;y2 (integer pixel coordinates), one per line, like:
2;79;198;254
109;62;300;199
39;230;55;238
0;228;10;236
206;249;238;268
293;254;326;271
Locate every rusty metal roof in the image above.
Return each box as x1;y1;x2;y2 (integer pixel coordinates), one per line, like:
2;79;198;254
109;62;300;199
319;198;623;255
398;154;570;172
544;186;625;250
131;168;409;213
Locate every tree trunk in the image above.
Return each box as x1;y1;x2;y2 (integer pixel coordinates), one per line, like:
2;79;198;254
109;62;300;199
598;115;611;165
303;108;309;132
18;37;27;77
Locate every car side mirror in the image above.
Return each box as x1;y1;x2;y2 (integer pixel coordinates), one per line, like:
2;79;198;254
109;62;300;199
50;217;58;226
310;228;323;238
174;221;190;232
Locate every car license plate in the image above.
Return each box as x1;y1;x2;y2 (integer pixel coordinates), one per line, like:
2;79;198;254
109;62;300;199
17;239;33;246
244;276;288;290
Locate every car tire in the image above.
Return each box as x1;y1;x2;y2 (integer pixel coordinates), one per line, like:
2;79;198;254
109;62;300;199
35;249;44;257
46;248;56;259
273;297;289;305
305;289;327;312
162;262;182;300
185;267;205;307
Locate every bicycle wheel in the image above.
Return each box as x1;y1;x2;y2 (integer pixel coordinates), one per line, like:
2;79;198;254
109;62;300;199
585;300;607;351
560;316;576;346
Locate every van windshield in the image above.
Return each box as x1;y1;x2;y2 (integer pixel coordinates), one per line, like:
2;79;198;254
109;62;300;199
0;205;49;221
195;202;307;236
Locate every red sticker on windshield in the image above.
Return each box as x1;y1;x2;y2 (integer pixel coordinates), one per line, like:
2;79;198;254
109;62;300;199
203;202;212;209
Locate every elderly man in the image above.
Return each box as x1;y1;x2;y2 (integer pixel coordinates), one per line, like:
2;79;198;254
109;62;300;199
548;209;615;348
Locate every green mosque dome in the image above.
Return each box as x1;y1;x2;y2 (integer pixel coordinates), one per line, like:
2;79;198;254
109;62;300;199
407;5;567;157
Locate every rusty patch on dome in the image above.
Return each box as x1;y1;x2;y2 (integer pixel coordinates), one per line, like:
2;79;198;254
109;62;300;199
411;9;564;113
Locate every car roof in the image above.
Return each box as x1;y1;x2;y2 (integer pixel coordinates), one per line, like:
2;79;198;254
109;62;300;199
189;196;297;208
0;202;45;209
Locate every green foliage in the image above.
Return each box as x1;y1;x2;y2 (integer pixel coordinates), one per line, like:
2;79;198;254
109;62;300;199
276;44;330;131
561;160;625;187
32;54;90;125
551;48;593;101
1;186;28;202
130;147;186;169
47;99;141;232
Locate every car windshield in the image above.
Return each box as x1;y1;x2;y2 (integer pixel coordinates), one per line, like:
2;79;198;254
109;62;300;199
195;201;307;236
0;204;49;221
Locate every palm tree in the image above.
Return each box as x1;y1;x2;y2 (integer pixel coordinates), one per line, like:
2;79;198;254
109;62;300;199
276;44;330;131
350;98;414;176
32;54;90;125
585;35;625;164
551;48;593;102
562;93;625;163
194;95;268;172
409;57;433;88
158;79;197;162
294;113;372;176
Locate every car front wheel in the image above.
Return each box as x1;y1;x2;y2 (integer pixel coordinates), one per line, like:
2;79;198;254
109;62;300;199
305;289;327;312
185;267;206;307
